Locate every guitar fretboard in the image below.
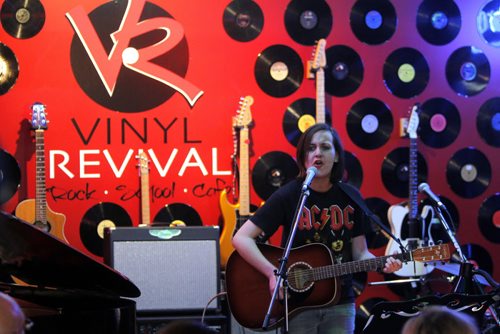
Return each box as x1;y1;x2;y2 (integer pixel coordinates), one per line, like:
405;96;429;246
409;137;418;221
239;127;250;216
35;129;47;223
315;68;325;124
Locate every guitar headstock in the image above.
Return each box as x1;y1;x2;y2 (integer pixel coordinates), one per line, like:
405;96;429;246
412;243;451;263
407;103;420;139
311;38;327;70
234;96;254;128
136;151;149;175
31;102;48;130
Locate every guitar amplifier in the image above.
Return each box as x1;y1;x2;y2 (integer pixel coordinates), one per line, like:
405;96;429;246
104;226;221;314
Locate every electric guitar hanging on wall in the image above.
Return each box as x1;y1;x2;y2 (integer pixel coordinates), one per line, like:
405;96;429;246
310;38;327;125
137;151;151;227
385;103;434;277
225;242;450;330
15;103;67;242
219;96;254;269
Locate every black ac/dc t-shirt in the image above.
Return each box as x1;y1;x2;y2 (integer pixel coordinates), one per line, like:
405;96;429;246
250;179;371;303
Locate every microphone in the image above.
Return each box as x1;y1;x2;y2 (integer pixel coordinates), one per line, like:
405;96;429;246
418;183;446;209
302;167;318;191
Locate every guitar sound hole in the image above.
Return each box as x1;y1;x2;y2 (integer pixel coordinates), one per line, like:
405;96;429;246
287;261;313;292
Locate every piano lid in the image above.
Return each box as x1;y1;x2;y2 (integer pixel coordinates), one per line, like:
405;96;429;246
0;211;140;298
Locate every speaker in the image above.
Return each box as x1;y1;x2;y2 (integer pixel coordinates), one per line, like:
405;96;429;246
104;226;221;314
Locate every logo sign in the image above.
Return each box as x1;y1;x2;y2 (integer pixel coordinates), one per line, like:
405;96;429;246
67;0;203;112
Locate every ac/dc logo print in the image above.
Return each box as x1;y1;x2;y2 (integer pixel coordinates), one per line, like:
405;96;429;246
66;0;203;112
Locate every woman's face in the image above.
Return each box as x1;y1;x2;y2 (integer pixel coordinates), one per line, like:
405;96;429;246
304;130;337;181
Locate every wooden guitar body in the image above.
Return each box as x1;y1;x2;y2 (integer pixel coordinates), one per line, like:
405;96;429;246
15;199;67;242
219;189;239;268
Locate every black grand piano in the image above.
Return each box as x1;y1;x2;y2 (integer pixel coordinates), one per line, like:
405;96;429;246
0;211;140;334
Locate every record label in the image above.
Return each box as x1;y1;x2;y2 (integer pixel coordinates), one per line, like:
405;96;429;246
478;194;499;243
446;147;491;198
350;0;396;45
383;48;429;99
252;151;299;200
0;0;45;39
80;202;133;256
255;45;303;98
420;98;460;148
0;149;21;204
223;0;263;42
325;45;364;97
284;0;332;45
0;43;20;95
417;0;461;45
153;202;203;226
476;97;500;147
346;98;393;150
445;46;490;97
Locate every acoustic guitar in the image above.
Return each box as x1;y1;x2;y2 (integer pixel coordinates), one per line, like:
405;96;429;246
15;103;67;242
137;151;151;227
386;104;434;276
225;243;450;330
219;96;254;269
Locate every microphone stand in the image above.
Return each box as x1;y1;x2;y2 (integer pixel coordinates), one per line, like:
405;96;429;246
262;185;311;332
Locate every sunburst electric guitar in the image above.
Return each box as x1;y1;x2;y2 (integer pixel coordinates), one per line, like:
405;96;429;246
310;38;327;125
137;151;151;227
15;103;67;242
226;243;450;330
386;104;434;277
219;96;255;269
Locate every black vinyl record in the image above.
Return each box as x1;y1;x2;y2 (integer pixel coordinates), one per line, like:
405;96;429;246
346;98;393;150
325;45;364;97
446;147;491;198
381;147;428;198
383;47;429;99
477;0;500;48
282;98;332;146
350;0;396;45
223;0;263;42
254;44;304;97
365;197;391;249
476;97;500;148
342;151;363;189
153;202;203;226
419;98;461;148
284;0;332;46
458;243;493;274
445;46;490;97
0;149;20;204
0;0;45;39
478;194;499;243
80;202;133;256
0;42;19;95
252;151;299;200
417;0;461;45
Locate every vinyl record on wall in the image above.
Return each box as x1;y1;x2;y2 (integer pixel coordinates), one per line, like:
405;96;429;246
381;147;428;198
350;0;396;45
459;243;494;274
383;47;430;99
419;98;461;148
477;0;500;48
80;202;133;257
478;194;499;243
0;0;45;39
417;0;461;45
342;151;363;189
223;0;263;42
476;97;500;147
282;98;331;146
0;43;19;95
0;149;20;204
252;151;299;200
346;98;393;150
365;197;391;249
445;46;490;97
284;0;333;45
325;45;364;97
446;147;491;198
153;202;203;226
254;44;304;97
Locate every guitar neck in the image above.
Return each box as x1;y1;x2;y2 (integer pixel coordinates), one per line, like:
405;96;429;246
239;127;250;216
140;170;151;226
408;137;418;222
35;129;47;223
315;68;326;124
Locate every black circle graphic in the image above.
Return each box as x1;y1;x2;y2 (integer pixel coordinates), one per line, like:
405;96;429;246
478;194;500;244
445;46;490;97
0;149;21;204
476;97;500;147
223;0;263;42
69;1;190;112
284;0;333;46
420;98;461;148
350;0;397;45
0;0;45;39
325;45;364;97
252;151;299;200
417;0;461;45
446;147;491;198
0;42;19;95
343;151;363;189
153;202;203;226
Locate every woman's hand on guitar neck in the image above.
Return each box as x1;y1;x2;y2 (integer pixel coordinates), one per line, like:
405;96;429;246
382;255;403;274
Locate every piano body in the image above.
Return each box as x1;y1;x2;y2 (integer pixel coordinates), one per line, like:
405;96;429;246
0;211;140;334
